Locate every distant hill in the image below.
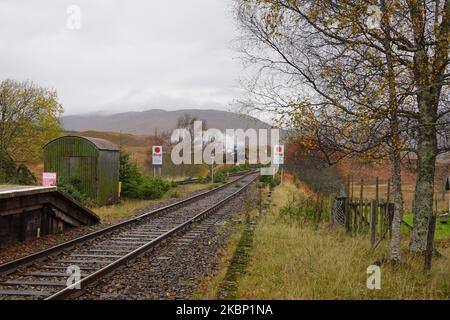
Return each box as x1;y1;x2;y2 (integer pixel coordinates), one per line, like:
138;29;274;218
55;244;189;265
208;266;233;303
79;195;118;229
62;109;273;135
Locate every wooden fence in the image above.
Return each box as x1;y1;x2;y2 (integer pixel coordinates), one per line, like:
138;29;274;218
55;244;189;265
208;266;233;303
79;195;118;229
331;176;397;247
332;197;394;246
331;175;442;272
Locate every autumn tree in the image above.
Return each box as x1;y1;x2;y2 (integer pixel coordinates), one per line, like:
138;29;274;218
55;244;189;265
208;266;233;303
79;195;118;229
0;79;64;178
235;0;449;257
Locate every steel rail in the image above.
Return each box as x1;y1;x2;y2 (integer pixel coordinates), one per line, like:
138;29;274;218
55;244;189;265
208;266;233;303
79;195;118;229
0;170;258;276
45;173;259;300
175;169;254;185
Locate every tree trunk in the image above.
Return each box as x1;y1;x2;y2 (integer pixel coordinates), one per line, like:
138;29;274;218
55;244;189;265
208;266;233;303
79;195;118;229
409;91;438;254
390;151;403;263
379;0;404;263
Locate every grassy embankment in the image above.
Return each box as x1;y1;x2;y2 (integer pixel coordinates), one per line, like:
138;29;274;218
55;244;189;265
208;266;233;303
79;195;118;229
93;183;211;224
196;180;450;300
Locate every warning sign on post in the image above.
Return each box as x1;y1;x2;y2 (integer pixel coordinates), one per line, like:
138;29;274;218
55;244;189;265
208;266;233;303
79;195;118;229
42;172;57;187
273;145;284;165
152;146;163;166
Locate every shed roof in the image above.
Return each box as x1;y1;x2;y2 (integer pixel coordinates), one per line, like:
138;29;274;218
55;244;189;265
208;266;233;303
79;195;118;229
44;136;120;151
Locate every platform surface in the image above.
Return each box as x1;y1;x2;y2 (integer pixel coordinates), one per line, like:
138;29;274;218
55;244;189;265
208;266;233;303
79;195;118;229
0;185;57;199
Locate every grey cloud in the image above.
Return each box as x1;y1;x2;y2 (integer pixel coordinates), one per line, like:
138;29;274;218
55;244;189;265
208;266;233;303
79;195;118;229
0;0;243;115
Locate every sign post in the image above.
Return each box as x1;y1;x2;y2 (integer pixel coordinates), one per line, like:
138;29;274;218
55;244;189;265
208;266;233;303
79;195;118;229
152;146;163;177
210;156;215;184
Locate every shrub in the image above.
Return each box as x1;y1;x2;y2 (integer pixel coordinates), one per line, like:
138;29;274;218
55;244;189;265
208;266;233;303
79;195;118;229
259;175;281;188
57;177;97;207
220;163;252;175
198;171;227;184
140;176;172;199
0;150;37;185
16;164;38;185
120;152;173;200
279;194;329;225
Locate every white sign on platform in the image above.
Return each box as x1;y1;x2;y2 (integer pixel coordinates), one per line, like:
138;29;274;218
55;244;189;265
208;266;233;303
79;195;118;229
152;146;163;166
273;145;284;165
42;172;57;187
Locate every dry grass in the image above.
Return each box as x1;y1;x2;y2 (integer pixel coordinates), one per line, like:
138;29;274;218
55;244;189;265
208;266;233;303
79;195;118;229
195;181;450;299
235;182;450;299
93;183;211;223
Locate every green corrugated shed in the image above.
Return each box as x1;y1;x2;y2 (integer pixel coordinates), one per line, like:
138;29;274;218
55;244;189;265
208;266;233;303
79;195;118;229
43;136;120;205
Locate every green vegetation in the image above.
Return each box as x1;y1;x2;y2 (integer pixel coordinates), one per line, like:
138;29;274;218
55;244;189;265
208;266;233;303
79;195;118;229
219;163;252;174
197;163;250;184
198;171;227;184
279;194;328;226
120;152;174;200
0;80;63;162
0;79;63;185
402;213;450;240
0;151;37;185
57;177;97;207
259;174;281;189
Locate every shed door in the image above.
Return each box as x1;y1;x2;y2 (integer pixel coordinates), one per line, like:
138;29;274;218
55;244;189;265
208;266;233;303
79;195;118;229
64;156;97;199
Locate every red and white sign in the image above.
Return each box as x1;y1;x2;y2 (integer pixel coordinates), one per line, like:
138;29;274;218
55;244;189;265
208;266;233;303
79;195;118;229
152;146;163;166
273;145;284;165
42;172;57;187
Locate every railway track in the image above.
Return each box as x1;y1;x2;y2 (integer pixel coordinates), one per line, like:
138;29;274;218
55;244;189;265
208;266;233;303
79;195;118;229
0;171;259;300
175;169;255;185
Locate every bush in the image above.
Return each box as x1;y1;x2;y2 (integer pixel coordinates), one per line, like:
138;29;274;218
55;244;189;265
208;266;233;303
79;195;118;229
16;164;38;185
219;163;252;175
0;150;37;185
197;171;227;184
259;175;281;188
140;176;172;199
57;177;97;207
120;152;173;200
279;195;328;225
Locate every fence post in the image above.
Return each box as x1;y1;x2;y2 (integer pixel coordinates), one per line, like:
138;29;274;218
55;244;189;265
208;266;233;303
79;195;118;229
351;175;354;202
365;202;369;230
345;198;351;234
370;200;377;247
424;215;437;274
359;179;364;232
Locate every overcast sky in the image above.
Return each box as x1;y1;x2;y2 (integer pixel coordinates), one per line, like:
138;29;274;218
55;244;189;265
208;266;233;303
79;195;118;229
0;0;245;115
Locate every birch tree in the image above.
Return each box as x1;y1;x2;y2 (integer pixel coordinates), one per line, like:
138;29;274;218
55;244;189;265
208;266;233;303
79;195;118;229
235;0;449;258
